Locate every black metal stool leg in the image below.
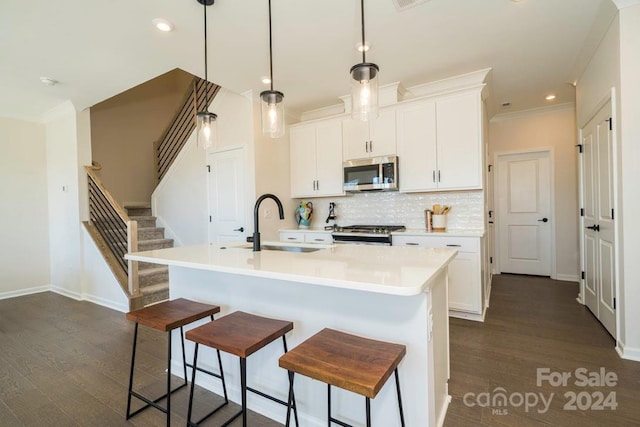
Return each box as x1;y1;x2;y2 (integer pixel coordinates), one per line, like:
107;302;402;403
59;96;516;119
126;322;139;419
166;329;172;427
241;357;247;427
395;368;405;427
181;326;188;385
285;371;295;427
187;343;199;427
328;384;331;427
217;349;228;402
365;397;371;427
282;336;299;427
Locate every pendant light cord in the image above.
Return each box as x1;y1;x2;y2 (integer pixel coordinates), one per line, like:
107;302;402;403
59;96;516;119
203;0;210;107
360;0;366;63
268;0;274;91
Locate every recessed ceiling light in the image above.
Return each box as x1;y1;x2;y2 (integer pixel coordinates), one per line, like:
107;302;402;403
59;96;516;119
545;94;556;101
40;77;59;86
152;18;174;32
262;77;271;85
356;42;370;52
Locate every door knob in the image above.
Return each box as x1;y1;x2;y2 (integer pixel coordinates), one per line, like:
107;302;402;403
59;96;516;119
234;227;245;232
586;224;600;232
538;218;549;223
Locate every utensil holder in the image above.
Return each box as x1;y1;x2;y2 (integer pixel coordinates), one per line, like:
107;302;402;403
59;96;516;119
432;214;447;232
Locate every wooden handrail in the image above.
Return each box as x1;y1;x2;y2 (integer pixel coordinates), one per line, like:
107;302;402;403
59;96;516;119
156;77;220;181
85;166;130;223
85;165;140;296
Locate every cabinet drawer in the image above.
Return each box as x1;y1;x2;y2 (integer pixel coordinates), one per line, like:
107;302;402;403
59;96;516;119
392;235;479;253
304;233;333;244
279;231;304;243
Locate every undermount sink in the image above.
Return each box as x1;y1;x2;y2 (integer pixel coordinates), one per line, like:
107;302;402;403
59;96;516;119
234;244;323;253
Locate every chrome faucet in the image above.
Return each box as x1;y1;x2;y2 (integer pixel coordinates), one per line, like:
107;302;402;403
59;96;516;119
253;193;285;251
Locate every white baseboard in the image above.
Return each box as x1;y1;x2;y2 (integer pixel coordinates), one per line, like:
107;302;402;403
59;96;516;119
50;286;83;301
556;274;579;282
0;285;50;300
437;395;452;427
616;341;640;362
83;294;128;313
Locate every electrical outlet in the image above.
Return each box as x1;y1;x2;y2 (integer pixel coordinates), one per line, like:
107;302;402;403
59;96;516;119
264;208;272;219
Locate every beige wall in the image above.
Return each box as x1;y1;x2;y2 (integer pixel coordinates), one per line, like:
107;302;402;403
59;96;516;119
489;106;579;280
90;68;194;205
0;116;51;296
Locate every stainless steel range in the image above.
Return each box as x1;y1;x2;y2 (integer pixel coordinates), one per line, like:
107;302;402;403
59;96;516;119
331;225;406;246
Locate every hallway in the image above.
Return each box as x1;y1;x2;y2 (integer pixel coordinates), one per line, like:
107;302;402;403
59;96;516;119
445;274;640;426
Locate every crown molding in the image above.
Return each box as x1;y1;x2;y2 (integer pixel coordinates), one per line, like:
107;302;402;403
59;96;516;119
490;102;575;123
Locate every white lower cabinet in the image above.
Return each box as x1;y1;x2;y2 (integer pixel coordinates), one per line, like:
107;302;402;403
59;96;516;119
392;234;486;321
280;230;333;244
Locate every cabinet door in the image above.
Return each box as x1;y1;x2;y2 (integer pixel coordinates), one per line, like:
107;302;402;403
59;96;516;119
436;92;482;190
448;251;482;313
290;125;318;198
369;109;397;157
315;119;344;196
342;119;369;160
396;100;438;192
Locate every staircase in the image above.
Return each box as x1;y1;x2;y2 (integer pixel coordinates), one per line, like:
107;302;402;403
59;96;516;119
125;204;173;309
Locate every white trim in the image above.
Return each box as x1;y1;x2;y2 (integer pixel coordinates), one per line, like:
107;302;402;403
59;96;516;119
83;294;128;313
493;148;556;279
50;285;83;301
613;0;640;9
436;395;452;427
0;285;50;300
491;102;575;123
556;274;579;282
407;68;491;99
616;341;640;362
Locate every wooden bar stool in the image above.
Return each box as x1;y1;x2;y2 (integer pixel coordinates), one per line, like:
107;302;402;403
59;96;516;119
185;311;299;427
125;298;223;427
279;328;406;427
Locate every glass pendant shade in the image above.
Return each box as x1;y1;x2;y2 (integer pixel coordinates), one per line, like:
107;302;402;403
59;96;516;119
196;111;217;149
260;90;285;138
350;62;379;121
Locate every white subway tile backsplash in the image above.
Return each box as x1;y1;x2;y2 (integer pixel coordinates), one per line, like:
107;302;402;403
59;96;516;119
300;191;485;231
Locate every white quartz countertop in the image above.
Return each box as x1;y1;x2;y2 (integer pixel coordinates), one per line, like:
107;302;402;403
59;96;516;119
126;242;457;296
279;228;333;233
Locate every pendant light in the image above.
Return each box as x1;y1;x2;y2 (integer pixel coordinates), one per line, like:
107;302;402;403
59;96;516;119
350;0;379;121
260;0;285;138
196;0;217;150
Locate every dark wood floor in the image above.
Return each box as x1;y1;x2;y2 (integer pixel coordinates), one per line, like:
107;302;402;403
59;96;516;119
445;274;640;427
1;275;638;426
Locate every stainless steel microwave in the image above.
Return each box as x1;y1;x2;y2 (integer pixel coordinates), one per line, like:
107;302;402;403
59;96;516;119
343;156;398;192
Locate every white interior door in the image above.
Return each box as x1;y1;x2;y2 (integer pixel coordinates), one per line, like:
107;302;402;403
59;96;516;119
497;151;552;276
581;101;616;337
208;147;246;244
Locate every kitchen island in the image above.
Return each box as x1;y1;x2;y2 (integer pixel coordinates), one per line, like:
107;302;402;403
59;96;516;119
126;243;456;427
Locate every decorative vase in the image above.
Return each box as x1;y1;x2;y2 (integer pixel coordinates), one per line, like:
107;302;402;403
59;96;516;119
295;201;313;229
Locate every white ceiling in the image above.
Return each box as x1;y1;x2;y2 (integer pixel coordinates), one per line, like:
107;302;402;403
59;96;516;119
0;0;621;122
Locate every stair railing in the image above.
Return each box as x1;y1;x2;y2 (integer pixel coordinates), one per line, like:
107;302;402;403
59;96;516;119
85;166;140;296
155;77;220;182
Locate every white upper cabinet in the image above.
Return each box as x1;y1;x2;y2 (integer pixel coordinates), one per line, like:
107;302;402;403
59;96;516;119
397;90;483;192
396;100;438;191
342;109;397;160
436;92;482;190
290;119;344;198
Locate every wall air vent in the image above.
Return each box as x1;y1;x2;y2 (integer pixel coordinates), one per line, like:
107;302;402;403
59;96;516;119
393;0;431;12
